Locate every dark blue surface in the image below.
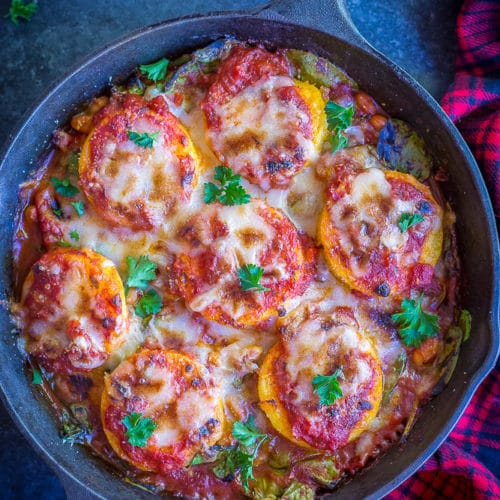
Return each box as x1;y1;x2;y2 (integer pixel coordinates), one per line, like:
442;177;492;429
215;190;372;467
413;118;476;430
0;0;460;497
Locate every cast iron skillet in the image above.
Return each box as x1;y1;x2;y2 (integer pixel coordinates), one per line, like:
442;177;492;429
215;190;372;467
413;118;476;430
0;0;498;498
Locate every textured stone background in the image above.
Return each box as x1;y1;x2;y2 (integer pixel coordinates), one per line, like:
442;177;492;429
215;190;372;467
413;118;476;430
0;0;461;497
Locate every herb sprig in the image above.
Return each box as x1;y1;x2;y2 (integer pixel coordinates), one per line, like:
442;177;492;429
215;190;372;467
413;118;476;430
398;212;424;233
204;166;251;206
391;294;440;347
5;0;37;25
125;255;157;292
122;412;157;447
312;368;343;406
51;177;79;197
139;58;169;82
135;289;162;318
325;101;354;153
127;130;159;149
238;264;269;293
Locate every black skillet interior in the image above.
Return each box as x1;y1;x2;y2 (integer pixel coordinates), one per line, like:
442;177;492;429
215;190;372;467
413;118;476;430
0;1;498;498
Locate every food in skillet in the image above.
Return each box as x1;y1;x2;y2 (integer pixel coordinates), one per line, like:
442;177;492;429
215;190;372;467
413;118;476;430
11;39;469;498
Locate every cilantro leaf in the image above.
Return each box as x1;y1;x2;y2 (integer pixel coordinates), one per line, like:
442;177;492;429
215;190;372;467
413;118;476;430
238;264;269;292
135;289;162;318
325;101;354;153
312;368;343;406
203;166;251;206
5;0;37;25
52;207;62;218
51;177;79;197
232;415;266;447
189;453;204;467
71;201;84;217
69;230;80;241
139;58;169;82
391;294;440;347
32;368;42;385
125;255;157;291
122;412;157;447
127;130;159;149
398;212;424;233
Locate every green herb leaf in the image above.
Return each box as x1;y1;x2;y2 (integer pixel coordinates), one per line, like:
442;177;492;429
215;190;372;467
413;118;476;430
51;177;79;197
398;212;424;233
325;101;354;154
189;453;204;467
139;58;169;82
71;201;84;217
122;412;157;447
5;0;37;25
127;130;160;149
126;255;157;291
312;368;343;406
32;368;42;385
56;240;77;248
135;289;162;318
69;230;80;242
232;415;266;447
391;294;440;347
459;309;472;342
203;166;251;206
238;264;269;293
52;207;62;218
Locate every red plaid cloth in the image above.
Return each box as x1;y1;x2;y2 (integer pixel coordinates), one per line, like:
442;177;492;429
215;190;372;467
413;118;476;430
388;1;500;498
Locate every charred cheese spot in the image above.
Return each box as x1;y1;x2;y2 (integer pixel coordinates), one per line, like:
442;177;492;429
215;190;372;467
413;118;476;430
19;248;128;373
79;94;200;231
259;306;382;451
101;348;224;472
202;46;326;191
318;167;443;298
170;199;316;328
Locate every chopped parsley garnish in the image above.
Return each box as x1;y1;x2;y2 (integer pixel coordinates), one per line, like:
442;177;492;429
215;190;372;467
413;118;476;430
238;264;269;293
56;240;77;248
391;294;440;347
204;166;251;206
135;289;162;318
189;453;204;467
325;101;354;153
139;58;169;82
71;200;84;217
213;416;268;492
51;177;79;197
69;230;80;241
232;415;267;447
5;0;37;25
32;368;42;385
398;212;424;233
125;255;157;291
127;130;159;149
312;368;343;406
121;412;157;447
52;207;62;218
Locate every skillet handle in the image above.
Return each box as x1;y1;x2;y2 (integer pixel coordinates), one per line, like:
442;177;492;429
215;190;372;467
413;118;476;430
255;0;377;54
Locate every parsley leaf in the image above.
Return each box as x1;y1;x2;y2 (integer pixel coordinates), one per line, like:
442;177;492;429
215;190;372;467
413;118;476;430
232;415;266;447
125;255;157;291
5;0;37;25
212;418;268;492
32;368;42;385
238;264;269;292
69;230;80;241
71;201;84;217
122;412;157;447
52;207;62;218
391;294;440;347
189;453;204;467
204;166;251;206
51;177;79;197
56;240;77;248
139;58;169;82
398;212;424;233
127;130;159;149
325;101;354;153
312;368;343;406
135;289;162;318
